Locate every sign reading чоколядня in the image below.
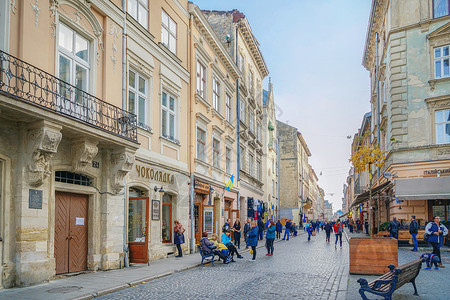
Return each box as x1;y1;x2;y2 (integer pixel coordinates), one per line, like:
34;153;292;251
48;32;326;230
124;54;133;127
135;164;175;184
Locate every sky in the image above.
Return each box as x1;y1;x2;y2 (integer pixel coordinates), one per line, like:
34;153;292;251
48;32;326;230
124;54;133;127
192;0;372;213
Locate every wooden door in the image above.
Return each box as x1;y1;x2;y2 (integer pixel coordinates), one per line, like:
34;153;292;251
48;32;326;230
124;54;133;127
55;192;88;274
128;197;149;263
194;202;203;243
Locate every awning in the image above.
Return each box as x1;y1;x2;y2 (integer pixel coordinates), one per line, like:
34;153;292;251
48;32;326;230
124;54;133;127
350;181;391;208
339;211;350;218
395;177;450;200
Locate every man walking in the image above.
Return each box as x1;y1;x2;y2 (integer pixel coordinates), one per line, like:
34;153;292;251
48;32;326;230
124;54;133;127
409;215;418;252
348;218;354;233
283;219;292;241
334;219;343;249
257;217;265;241
425;215;448;268
387;217;400;239
276;220;282;239
243;218;251;249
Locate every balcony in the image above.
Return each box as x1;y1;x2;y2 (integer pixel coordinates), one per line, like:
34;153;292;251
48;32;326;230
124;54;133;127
303;197;313;209
0;51;137;142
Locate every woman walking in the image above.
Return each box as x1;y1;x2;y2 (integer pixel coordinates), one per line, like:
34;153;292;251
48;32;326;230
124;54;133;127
266;220;276;256
174;220;185;257
248;221;259;261
425;215;449;268
334;219;343;249
233;219;242;249
324;221;332;243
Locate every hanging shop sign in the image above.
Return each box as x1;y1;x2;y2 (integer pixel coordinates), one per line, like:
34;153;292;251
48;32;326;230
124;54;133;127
194;180;210;193
135;165;175;184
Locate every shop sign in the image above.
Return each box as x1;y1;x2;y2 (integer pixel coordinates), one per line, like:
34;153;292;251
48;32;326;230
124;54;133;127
194;180;210;192
135;165;175;184
423;168;450;176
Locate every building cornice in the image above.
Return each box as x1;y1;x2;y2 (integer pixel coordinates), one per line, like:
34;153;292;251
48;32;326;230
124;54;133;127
362;0;387;71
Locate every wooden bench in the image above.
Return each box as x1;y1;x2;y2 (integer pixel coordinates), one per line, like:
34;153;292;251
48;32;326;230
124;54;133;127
197;245;215;266
357;259;423;300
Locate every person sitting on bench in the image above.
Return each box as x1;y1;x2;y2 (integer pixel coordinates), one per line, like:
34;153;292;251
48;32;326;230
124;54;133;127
221;230;243;261
200;232;231;264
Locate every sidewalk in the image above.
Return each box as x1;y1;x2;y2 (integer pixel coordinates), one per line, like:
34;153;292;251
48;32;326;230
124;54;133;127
0;233;300;300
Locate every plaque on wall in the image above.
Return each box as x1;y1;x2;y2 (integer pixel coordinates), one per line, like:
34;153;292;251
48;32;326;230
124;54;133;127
29;189;43;209
152;200;160;220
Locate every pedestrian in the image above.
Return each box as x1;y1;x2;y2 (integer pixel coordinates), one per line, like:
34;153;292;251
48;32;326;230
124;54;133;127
283;219;291;240
334;219;343;249
364;220;369;235
222;218;232;233
311;220;316;232
233;219;242;249
200;232;231;264
425;215;448;269
257;217;265;240
348;218;354;233
325;221;332;243
306;223;313;241
409;215;419;252
356;219;361;233
221;230;243;261
387;217;400;239
266;220;276;256
248;221;259;261
292;223;298;236
276;220;282;239
174;220;185;257
316;220;320;233
243;218;251;249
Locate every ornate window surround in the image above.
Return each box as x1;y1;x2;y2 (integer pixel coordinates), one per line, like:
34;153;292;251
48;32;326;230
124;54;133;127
425;94;450;144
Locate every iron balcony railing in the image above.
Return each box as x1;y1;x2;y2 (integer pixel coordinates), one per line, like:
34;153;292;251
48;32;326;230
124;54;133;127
0;50;137;142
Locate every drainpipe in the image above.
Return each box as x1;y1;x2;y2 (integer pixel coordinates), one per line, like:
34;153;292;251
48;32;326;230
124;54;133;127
122;0;129;268
235;26;241;216
375;32;381;180
189;15;195;254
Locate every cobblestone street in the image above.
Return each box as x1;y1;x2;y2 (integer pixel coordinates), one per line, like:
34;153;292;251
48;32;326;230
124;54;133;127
97;231;349;300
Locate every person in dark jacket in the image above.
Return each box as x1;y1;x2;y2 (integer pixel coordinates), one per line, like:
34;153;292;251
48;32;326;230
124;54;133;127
324;221;332;243
425;216;448;268
233;219;241;249
247;221;259;261
266;220;276;256
243;218;251;249
276;220;283;239
316;220;320;233
257;218;265;240
409;215;419;252
355;219;361;233
174;220;185;257
199;232;231;264
283;219;292;240
306;223;313;241
387;217;400;239
364;220;369;235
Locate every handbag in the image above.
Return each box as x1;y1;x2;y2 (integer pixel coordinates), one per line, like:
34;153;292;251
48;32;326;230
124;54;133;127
249;248;253;254
423;232;430;242
409;237;413;245
311;231;316;236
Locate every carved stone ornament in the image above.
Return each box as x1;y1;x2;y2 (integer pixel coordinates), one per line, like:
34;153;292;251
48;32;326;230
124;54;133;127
27;123;62;187
111;150;135;193
71;138;98;173
31;0;40;28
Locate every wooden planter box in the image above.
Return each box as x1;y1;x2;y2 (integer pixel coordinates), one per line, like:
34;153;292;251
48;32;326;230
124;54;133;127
349;237;398;275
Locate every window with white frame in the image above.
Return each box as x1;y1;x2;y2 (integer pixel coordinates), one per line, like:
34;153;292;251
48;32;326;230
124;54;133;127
58;23;90;102
161;91;177;141
128;0;148;28
249;153;254;176
240;99;246;123
272;179;275;194
197;127;206;161
225;94;232;123
213;138;220;168
212;77;220;112
434;45;450;79
128;70;147;127
161;10;177;54
256;160;261;181
196;61;206;98
239;145;244;170
434;0;450;18
249;111;255;133
239;53;245;74
436;109;450;144
226;147;232;174
249;70;254;93
257;121;261;141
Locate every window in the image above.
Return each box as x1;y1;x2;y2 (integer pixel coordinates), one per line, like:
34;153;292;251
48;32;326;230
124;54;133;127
213;138;220;168
239;53;245;74
196;61;206;98
249;111;255;133
161;194;172;243
161;10;177;54
256;160;261;181
249;153;254;176
58;23;90;101
434;0;449;18
226;147;232;174
249;70;254;93
240;100;246;123
272;179;275;194
436;109;450;144
434;45;450;79
257;121;262;141
128;0;148;28
212;78;220;112
225;94;232;123
161;91;177;141
239;145;244;170
197;127;206;160
128;70;147;127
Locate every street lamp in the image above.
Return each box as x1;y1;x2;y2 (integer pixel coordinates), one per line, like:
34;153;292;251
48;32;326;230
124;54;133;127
154;186;165;197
